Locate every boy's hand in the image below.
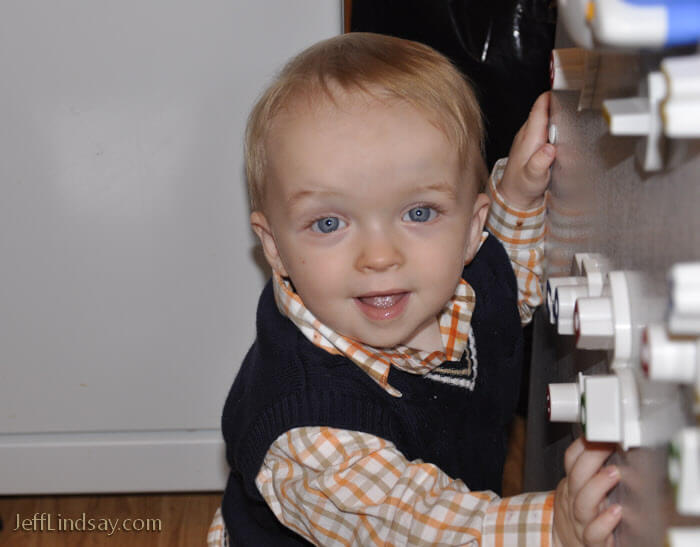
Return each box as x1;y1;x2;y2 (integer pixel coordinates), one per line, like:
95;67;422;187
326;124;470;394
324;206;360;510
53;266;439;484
499;92;555;209
553;437;623;547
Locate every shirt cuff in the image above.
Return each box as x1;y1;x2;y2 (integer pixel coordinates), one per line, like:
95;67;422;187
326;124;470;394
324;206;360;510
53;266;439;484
487;158;546;247
482;490;555;547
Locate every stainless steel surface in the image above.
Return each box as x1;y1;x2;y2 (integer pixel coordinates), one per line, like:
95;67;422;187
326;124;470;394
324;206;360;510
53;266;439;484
525;67;700;544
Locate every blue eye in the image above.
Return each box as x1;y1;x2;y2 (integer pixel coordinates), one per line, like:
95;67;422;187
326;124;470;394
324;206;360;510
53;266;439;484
403;206;436;223
311;216;345;233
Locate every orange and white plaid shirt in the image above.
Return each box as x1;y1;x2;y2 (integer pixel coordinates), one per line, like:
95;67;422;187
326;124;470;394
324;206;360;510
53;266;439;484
486;158;546;325
208;158;551;547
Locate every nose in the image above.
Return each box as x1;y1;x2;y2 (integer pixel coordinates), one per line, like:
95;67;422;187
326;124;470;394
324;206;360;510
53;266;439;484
354;229;405;273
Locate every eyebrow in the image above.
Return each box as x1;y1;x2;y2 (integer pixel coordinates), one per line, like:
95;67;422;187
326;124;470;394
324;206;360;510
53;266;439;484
286;188;344;210
286;181;458;210
415;181;458;200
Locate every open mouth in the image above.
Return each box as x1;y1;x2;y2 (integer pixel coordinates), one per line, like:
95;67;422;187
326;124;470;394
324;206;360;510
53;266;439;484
354;292;409;321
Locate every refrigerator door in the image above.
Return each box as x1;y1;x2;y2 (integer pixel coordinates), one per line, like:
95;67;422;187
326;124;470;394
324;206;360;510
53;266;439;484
526;15;700;546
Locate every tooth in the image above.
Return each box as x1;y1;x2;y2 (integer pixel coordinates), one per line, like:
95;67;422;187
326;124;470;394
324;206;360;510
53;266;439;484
362;295;398;308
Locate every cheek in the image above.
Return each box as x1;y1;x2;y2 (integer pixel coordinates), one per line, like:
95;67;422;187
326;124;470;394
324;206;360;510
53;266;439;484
414;242;466;297
417;225;471;268
285;250;347;299
421;238;471;300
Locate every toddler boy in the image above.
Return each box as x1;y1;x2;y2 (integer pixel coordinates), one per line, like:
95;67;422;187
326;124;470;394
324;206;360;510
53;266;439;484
209;32;622;546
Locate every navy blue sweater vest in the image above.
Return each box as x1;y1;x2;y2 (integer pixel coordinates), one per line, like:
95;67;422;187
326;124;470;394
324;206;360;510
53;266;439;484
221;234;523;545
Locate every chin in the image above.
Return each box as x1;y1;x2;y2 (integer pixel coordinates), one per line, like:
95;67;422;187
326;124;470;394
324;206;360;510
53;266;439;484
355;331;407;350
336;328;394;349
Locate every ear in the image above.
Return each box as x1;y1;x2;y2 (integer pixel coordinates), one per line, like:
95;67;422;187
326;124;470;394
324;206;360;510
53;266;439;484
464;193;490;264
250;211;289;277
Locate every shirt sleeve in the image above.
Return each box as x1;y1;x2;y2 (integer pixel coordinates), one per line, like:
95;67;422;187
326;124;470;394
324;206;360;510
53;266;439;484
485;157;546;325
256;426;554;547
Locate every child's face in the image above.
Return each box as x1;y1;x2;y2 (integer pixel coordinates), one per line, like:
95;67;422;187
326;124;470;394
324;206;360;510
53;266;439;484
252;94;489;351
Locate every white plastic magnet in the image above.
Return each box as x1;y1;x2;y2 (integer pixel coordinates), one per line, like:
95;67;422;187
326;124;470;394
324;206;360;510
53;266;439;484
641;324;698;384
547;375;584;422
546;276;586;325
602;71;667;172
668;428;700;515
668;262;700;336
582;368;641;449
574;296;615;350
587;0;666;48
589;0;700;48
608;270;632;365
574;253;610;296
557;0;595;49
571;270;651;364
616;367;641;449
603;97;651;134
549;370;641;448
667;527;700;547
582;374;622;442
556;283;590;334
549;255;613;336
661;54;700;138
550;254;611;335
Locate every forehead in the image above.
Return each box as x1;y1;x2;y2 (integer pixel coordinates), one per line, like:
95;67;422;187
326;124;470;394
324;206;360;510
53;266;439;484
271;87;444;143
267;93;458;182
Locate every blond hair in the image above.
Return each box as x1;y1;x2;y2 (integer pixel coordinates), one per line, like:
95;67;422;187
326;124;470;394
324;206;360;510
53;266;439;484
245;32;486;211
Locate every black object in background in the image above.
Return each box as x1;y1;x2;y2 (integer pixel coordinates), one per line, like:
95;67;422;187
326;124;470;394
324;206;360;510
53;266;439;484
350;0;556;170
351;0;556;418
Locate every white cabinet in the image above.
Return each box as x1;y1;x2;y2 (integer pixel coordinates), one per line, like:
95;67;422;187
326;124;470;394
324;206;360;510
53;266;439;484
0;1;342;494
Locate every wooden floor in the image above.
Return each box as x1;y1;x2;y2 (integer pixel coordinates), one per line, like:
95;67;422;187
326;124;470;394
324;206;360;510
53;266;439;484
0;418;525;546
0;492;221;546
502;415;526;497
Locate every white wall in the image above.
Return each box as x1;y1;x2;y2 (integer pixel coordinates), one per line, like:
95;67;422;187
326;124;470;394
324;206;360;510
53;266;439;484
0;0;342;494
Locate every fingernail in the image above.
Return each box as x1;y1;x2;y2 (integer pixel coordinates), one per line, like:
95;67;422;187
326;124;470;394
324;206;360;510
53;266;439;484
610;504;622;517
607;466;620;479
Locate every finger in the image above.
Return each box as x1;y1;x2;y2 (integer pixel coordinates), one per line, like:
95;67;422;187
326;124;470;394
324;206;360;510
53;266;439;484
530;91;551;115
564;437;586;475
582;504;622;546
572;465;620;524
568;443;616;495
523;143;555;181
525;92;551;139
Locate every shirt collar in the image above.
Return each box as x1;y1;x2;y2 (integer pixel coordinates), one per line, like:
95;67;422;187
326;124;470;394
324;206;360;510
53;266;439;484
272;232;488;397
